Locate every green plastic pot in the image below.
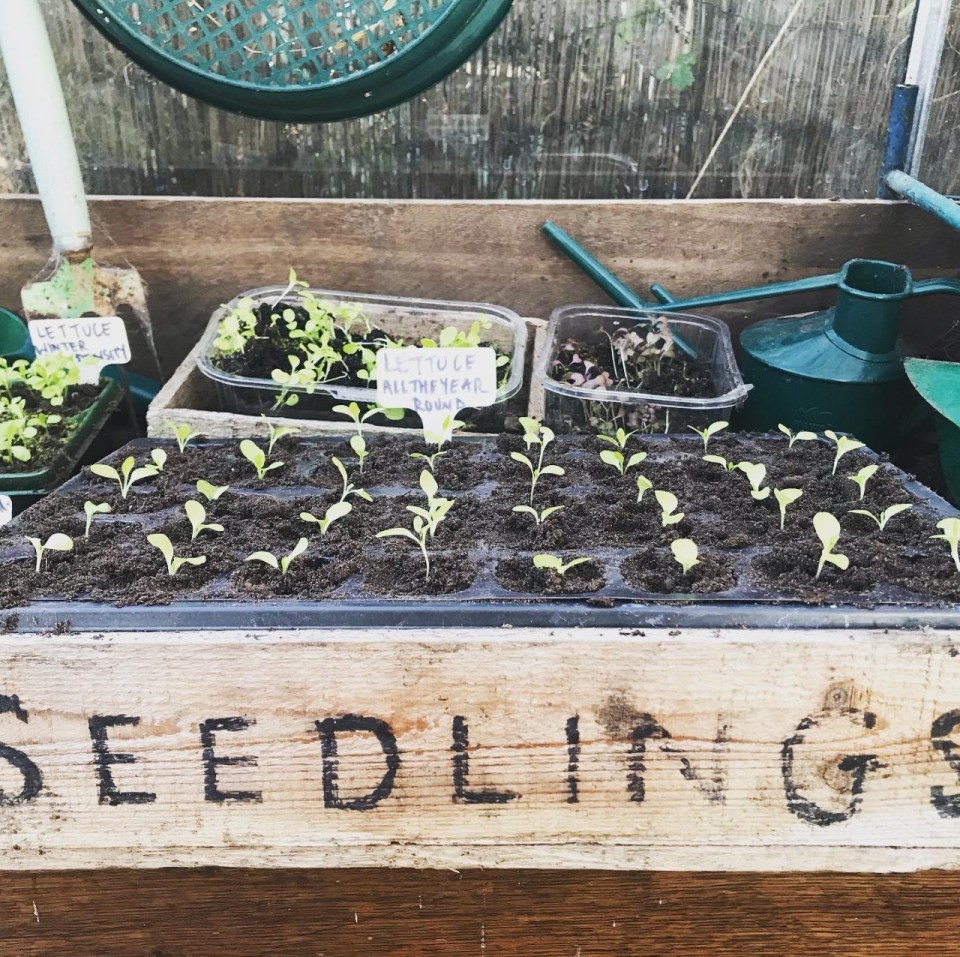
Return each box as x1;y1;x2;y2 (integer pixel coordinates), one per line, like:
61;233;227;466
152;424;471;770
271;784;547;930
0;308;34;361
0;377;123;500
905;357;960;507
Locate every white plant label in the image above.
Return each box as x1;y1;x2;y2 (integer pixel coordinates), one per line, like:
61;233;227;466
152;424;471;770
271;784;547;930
29;316;131;385
0;495;11;527
376;347;498;441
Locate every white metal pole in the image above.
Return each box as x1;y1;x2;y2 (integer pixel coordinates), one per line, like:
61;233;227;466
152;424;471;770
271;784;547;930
904;0;951;176
0;0;91;254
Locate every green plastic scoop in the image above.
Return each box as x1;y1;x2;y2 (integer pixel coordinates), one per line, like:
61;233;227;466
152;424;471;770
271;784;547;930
70;0;513;121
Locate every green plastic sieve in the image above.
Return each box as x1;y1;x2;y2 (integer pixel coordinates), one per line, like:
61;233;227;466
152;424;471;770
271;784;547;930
70;0;512;121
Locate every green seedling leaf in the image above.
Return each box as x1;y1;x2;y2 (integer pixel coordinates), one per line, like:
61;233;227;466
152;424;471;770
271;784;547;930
689;420;728;452
147;532;207;577
166;421;201;453
280;538;308;576
736;461;770;500
150;448;167;472
245;550;279;571
654;490;684;526
778;424;817;448
83;500;111;539
260;415;301;456
670;538;700;574
825;430;866;475
849;503;913;532
848;464;878;501
90;455;158;499
773;488;802;530
300;500;353;535
703;454;735;471
350;433;367;472
27;532;73;572
420;469;439;499
532;553;589;576
597;427;636;451
931;517;960;573
184;499;224;540
813;511;849;579
240;439;282;480
196;480;229;502
636;475;653;503
512;504;565;527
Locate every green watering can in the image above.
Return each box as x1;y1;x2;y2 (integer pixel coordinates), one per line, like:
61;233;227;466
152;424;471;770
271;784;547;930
905;358;960;505
542;222;960;453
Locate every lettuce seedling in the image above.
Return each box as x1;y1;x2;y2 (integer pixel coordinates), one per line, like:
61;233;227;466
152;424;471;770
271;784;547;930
598;427;636;451
599;447;647;476
377;514;434;580
689;420;728;452
735;461;770;500
331;456;372;504
703;455;737;471
778;424;817;448
931;517;960;573
532;553;589;576
26;533;73;572
410;449;446;473
849;503;912;532
636;475;653;503
262;415;300;456
271;355;318;408
409;470;454;539
813;511;849;579
423;413;465;450
246;537;309;578
90;455;159;499
824;430;865;475
184;500;224;540
83;501;111;539
848;464;878;501
148;533;207;576
166;421;201;453
333;402;403;474
512;418;565;504
670;538;700;574
240;439;283;480
300;500;353;535
196;480;229;502
150;448;167;472
512;504;565;527
654;490;684;526
773;488;802;530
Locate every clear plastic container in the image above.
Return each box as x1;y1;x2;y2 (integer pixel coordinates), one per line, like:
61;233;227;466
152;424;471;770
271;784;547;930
197;286;528;430
535;305;750;433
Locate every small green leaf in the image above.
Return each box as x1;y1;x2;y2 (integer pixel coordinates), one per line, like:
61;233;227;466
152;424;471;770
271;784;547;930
671;538;700;574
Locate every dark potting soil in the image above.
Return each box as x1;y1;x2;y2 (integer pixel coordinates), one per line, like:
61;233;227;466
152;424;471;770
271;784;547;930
1;432;959;609
0;383;104;477
549;335;715;400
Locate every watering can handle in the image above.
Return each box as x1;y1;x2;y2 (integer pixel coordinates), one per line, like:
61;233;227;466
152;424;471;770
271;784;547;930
911;278;960;297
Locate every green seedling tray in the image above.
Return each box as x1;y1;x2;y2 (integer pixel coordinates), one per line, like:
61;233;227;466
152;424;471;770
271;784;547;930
0;377;123;497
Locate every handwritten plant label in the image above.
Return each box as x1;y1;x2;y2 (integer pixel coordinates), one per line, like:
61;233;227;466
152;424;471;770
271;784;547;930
0;495;11;528
29;316;131;385
376;347;498;440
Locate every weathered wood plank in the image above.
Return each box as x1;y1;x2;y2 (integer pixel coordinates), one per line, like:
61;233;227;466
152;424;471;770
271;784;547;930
3;197;960;374
1;868;958;956
1;627;960;871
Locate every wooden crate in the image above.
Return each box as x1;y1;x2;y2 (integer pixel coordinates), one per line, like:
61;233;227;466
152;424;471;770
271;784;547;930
2;625;960;872
146;318;548;438
7;196;960;951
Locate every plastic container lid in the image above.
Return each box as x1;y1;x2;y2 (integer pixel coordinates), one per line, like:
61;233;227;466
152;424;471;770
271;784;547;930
197;286;528;408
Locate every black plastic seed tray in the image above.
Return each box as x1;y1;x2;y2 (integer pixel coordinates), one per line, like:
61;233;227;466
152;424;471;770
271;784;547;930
2;433;959;631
